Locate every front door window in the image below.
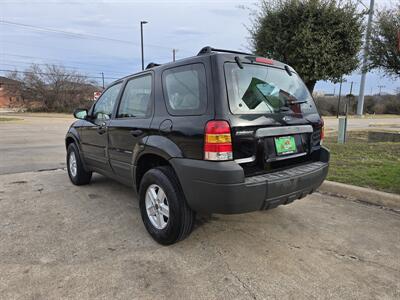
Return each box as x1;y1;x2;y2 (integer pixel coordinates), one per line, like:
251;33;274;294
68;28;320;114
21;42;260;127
92;82;122;120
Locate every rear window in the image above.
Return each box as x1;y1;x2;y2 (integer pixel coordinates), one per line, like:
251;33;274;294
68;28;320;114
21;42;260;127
117;75;152;118
162;63;207;116
224;63;317;115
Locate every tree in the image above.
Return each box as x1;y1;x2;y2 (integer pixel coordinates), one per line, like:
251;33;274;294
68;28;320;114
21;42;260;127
368;5;400;77
249;0;363;93
6;64;98;112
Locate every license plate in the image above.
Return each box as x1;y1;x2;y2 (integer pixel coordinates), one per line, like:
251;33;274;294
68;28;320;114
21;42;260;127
274;136;297;155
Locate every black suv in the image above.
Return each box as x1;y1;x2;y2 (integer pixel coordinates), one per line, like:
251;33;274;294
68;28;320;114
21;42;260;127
65;47;329;245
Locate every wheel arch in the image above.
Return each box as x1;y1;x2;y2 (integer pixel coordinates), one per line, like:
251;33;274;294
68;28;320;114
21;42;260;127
65;131;90;172
65;129;81;150
134;153;173;190
133;135;184;190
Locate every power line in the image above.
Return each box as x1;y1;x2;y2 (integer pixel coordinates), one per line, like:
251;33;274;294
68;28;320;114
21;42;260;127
0;60;129;76
0;53;175;75
0;69;120;80
355;0;369;10
0;20;186;52
0;20;136;45
1;53;127;70
0;52;174;71
0;82;99;90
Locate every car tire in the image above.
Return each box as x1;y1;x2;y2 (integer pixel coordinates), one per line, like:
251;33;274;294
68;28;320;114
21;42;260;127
67;143;92;185
139;166;195;245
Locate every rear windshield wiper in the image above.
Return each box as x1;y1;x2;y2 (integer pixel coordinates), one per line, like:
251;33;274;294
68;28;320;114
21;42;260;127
235;56;244;69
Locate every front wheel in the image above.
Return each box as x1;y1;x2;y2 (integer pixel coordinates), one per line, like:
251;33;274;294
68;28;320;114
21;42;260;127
67;143;92;185
139;166;195;245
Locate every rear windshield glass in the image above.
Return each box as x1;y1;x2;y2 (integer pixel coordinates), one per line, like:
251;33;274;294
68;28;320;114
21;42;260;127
224;63;317;115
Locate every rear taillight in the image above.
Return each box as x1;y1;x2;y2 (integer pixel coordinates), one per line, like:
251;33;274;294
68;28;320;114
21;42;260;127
204;120;233;161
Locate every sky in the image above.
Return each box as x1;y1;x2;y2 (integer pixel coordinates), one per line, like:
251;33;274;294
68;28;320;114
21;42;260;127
0;0;398;95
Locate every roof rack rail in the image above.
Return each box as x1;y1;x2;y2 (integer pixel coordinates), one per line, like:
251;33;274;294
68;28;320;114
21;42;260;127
197;46;253;56
146;62;161;69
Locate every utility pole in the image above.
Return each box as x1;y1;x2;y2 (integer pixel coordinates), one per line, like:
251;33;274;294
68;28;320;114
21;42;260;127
349;81;354;114
378;85;385;95
172;49;178;62
349;81;358;96
101;72;104;89
140;21;148;71
357;0;375;116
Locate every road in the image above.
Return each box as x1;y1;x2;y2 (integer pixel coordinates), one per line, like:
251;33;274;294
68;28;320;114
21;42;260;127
0;114;72;175
324;115;400;133
0;113;399;299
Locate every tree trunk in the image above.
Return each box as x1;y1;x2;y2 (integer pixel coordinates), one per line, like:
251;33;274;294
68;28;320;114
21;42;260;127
305;80;317;94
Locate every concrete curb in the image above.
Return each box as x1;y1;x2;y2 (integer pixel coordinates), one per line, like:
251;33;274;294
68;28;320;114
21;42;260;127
318;180;400;211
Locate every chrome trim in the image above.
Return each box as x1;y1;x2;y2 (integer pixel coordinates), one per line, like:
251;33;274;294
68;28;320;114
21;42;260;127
235;130;254;136
235;155;256;164
266;152;307;162
255;125;313;138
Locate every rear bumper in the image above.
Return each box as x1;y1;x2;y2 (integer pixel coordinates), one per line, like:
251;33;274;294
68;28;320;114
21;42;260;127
170;147;329;214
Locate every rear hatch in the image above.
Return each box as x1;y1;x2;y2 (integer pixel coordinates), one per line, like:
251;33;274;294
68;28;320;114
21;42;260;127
224;60;323;176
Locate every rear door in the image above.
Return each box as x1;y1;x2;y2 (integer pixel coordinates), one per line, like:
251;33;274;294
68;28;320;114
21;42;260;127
108;73;153;183
80;82;123;170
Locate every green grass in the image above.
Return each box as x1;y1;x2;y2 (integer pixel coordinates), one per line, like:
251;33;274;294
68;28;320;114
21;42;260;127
0;117;21;122
324;132;400;194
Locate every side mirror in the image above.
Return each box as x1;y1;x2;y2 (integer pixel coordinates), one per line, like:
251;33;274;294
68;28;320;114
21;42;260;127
73;108;88;120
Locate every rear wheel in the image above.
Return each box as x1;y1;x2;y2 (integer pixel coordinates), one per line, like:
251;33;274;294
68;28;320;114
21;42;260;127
139;166;195;245
67;143;92;185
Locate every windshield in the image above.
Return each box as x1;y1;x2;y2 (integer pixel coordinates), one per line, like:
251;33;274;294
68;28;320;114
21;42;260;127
224;63;317;115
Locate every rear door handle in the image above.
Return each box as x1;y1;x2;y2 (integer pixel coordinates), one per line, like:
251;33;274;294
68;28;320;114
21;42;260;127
130;129;143;137
97;128;106;135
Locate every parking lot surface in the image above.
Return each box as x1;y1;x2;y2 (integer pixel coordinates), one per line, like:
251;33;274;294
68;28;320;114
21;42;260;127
0;169;399;299
0;113;399;299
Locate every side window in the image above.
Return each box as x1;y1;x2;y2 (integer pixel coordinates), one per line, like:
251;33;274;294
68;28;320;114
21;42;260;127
162;63;207;115
93;82;122;120
117;75;152;118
